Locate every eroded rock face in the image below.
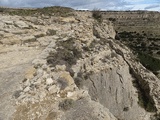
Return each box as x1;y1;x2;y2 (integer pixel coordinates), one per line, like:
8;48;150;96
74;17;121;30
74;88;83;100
0;8;160;120
83;67;148;120
61;98;117;120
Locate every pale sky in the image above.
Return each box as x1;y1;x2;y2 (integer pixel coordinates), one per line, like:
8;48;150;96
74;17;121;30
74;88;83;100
0;0;160;11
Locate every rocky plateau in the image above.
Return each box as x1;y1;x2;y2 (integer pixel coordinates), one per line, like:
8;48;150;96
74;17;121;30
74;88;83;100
0;7;160;120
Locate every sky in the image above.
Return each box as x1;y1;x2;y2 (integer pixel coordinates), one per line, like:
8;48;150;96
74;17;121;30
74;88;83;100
0;0;160;11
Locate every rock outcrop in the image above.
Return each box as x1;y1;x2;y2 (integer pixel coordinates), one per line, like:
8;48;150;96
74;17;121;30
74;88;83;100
0;8;160;120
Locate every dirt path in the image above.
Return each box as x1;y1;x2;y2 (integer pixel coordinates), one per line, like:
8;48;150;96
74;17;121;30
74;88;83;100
0;45;42;119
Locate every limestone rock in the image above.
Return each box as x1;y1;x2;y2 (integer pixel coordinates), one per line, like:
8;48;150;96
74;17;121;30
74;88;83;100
23;86;30;92
59;72;74;86
48;85;59;94
0;35;21;45
46;78;54;85
24;66;36;80
4;20;14;25
60;17;78;23
32;59;46;68
21;36;36;44
37;36;52;46
14;21;29;28
39;92;46;100
55;65;66;71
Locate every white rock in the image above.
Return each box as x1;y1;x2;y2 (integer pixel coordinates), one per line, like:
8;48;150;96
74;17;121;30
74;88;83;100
48;85;58;94
32;59;46;68
57;94;60;97
46;78;54;85
39;92;46;99
67;92;74;98
23;86;30;92
55;65;66;71
14;21;29;28
37;36;52;46
17;94;26;100
43;72;49;79
4;20;13;25
36;68;44;76
42;64;48;70
21;36;36;42
24;79;30;86
34;78;41;85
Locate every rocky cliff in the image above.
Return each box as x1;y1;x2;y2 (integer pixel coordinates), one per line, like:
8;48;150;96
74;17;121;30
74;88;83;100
0;8;160;120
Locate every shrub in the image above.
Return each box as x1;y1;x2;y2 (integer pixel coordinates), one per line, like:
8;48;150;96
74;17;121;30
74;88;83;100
46;29;56;36
13;90;22;99
92;9;102;23
57;77;68;90
0;8;5;12
46;112;57;120
108;18;116;22
138;52;160;72
47;38;82;67
59;99;74;111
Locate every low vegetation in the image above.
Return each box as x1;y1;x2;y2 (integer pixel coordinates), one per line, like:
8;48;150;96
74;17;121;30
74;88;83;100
47;37;82;76
46;112;57;120
0;8;5;12
46;29;57;36
138;52;160;72
92;9;102;23
59;99;74;111
1;6;74;17
130;70;157;112
115;31;160;77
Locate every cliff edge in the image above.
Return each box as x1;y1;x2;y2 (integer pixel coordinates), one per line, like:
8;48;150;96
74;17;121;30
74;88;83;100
0;8;160;120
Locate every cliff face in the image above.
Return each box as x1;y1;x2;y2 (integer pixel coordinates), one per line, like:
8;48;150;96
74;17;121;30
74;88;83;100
0;8;160;120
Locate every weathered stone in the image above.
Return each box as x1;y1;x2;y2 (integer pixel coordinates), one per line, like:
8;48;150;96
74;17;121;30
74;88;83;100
24;66;36;80
39;92;46;99
33;78;42;86
32;59;46;68
67;92;74;98
59;72;74;86
37;36;52;46
46;78;54;85
55;65;66;71
48;85;59;94
21;36;36;43
60;17;78;23
0;35;21;45
4;20;14;25
23;86;30;92
14;21;29;28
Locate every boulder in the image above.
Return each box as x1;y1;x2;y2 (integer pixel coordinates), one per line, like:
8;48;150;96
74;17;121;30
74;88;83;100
14;21;29;28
